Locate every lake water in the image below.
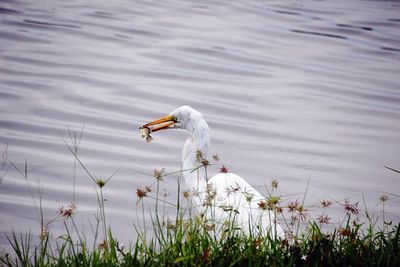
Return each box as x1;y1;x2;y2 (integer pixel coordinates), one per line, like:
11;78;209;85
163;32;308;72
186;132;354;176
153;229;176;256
1;0;400;250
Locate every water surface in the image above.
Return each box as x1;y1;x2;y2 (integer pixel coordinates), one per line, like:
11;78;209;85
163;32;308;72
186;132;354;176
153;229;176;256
1;0;400;248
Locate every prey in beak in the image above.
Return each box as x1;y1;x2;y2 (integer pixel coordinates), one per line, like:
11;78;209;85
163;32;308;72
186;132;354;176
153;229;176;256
139;115;178;143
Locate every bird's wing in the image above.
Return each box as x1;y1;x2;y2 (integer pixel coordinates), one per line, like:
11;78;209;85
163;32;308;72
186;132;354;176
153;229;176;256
208;172;265;211
197;172;284;238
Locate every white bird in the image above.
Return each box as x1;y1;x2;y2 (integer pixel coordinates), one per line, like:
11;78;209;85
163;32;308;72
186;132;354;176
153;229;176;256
141;106;284;238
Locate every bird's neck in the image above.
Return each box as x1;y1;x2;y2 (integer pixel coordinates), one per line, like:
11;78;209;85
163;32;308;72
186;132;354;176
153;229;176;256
182;118;211;191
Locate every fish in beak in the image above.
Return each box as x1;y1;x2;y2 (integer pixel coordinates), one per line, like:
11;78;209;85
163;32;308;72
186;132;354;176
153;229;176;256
139;115;178;143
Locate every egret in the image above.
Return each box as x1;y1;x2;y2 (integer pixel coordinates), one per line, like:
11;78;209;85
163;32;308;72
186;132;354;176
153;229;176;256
141;106;284;238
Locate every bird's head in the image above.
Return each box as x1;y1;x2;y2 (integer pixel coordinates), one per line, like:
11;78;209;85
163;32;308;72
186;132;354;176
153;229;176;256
140;106;196;134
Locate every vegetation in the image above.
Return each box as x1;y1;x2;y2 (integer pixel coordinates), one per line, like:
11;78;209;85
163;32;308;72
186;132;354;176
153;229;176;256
0;140;399;267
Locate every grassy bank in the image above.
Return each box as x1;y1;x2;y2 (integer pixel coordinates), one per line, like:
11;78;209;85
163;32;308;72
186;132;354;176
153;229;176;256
0;141;399;266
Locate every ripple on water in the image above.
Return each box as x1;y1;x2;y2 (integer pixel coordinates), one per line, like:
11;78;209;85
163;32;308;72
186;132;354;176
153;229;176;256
1;0;400;251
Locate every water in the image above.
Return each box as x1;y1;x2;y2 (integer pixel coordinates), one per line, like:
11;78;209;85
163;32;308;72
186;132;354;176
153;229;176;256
1;0;400;249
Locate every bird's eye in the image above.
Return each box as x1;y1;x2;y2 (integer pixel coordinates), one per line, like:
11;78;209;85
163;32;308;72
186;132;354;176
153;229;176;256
171;116;178;122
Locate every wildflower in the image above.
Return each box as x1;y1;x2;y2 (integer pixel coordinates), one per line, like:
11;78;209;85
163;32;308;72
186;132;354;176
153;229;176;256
321;200;333;208
182;190;190;198
136;188;148;199
276;206;284;214
338;227;351;237
195;150;204;162
258;200;267;210
287;200;299;212
317;214;331;224
212;153;220;162
244;192;254;202
95;178;106;188
202;159;210;166
153;168;165;181
296;205;306;213
98;240;108;250
267;196;280;207
301;255;307;260
298;210;308;221
220;165;228;173
58;202;76;218
344;199;359;215
195;149;210;166
271;179;278;189
380;194;388;202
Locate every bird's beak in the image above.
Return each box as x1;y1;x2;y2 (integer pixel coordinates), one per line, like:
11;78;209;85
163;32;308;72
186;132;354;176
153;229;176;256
141;115;176;132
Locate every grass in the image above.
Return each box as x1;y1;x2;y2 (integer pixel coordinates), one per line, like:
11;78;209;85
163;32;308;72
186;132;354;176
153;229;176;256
0;138;399;266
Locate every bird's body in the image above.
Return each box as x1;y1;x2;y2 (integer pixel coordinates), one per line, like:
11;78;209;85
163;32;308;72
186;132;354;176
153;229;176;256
142;106;284;238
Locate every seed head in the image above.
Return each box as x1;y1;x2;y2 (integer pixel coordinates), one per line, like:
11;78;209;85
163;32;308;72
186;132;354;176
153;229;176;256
58;202;76;218
98;240;108;250
202;159;210;166
271;179;278;189
268;196;280;206
338;227;351;237
317;214;331;225
258;200;267;210
244;192;254;202
154;168;165;181
295;205;308;221
195;150;204;162
212;154;220;162
287;200;299;212
220;165;228;173
182;190;190;198
344;199;359;215
276;206;284;213
296;205;306;213
136;188;148;199
380;194;389;202
95;178;106;188
321;200;333;208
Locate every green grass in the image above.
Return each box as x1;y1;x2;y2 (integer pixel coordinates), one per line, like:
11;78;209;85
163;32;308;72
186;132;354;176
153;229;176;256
2;212;399;266
1;140;399;266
